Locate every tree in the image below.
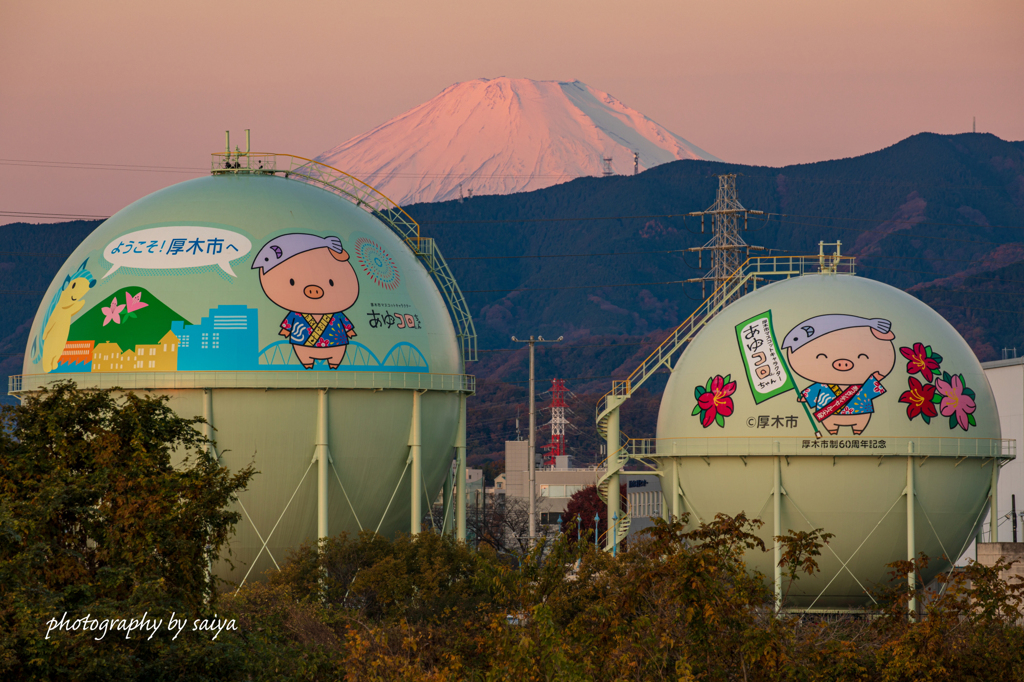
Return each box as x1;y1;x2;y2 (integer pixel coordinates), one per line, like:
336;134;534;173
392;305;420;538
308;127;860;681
465;492;541;554
560;483;626;544
0;382;254;679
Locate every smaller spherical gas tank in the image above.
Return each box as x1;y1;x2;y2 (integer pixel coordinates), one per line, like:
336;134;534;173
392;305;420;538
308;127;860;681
657;274;1002;608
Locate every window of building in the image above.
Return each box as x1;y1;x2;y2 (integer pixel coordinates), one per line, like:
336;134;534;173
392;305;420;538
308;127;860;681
212;332;220;349
149;360;156;368
180;336;188;348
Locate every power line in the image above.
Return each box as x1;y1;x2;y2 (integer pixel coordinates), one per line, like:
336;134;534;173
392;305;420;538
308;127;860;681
0;211;108;220
860;264;1024;287
463;279;686;294
478;342;650;353
448;249;685;261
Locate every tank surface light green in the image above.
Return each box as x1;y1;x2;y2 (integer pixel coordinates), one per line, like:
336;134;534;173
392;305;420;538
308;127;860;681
15;171;472;587
658;273;1009;609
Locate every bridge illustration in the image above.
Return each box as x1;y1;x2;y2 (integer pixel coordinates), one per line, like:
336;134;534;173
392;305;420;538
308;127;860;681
257;340;428;372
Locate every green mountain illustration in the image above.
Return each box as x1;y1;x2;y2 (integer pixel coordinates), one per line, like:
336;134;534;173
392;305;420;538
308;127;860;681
69;287;190;354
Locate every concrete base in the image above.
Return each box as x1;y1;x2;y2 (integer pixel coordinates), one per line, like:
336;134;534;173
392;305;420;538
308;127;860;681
976;542;1024;584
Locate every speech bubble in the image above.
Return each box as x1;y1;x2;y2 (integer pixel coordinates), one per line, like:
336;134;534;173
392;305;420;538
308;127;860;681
102;226;252;279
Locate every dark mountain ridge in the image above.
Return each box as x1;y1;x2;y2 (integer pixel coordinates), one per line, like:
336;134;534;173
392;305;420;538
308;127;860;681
3;133;1023;457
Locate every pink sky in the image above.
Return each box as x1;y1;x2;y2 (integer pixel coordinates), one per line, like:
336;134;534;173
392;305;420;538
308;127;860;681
2;0;1022;219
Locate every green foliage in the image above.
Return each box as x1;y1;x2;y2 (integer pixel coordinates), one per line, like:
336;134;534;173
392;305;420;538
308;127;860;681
0;382;254;680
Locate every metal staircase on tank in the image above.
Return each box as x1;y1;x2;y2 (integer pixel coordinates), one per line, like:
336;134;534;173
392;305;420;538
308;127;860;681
595;248;855;550
211;151;478;364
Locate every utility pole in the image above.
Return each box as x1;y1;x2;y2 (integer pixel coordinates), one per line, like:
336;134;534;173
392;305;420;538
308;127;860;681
511;335;562;545
633;151;639;176
686;174;766;309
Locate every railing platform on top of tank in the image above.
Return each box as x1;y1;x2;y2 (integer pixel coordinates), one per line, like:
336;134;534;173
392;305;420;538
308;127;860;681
209;152;477;364
8;370;475;396
622;435;1015;461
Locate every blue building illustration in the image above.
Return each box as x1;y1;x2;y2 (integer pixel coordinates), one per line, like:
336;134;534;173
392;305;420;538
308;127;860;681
172;305;260;371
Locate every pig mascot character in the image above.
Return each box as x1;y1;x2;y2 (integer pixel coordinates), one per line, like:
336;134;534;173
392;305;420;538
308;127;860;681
253;234;359;369
782;315;896;435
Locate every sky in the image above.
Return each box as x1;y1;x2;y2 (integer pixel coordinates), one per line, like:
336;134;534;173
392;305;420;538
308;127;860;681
2;0;1022;219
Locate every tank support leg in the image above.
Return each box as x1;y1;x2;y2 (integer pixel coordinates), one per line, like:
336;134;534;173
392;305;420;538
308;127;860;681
409;390;423;536
991;457;999;542
456;394;467;542
203;388;217;460
204;388;216;602
774;455;782;611
605;406;620;551
907;455;916;619
671;458;682;521
317;389;329;542
442;462;454;536
662;458;676;523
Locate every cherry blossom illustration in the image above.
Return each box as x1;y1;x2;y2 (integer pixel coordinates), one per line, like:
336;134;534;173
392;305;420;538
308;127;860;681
101;297;126;326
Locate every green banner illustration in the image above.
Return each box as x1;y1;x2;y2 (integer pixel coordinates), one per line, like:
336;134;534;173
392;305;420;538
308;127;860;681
735;310;796;404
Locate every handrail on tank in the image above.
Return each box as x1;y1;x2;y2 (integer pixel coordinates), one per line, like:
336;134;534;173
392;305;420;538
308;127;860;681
9;371;475;396
209;152;478;363
621;435;1016;460
211;152;419;243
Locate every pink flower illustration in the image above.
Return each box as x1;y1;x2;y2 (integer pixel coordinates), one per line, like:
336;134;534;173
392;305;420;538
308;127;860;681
101;297;125;326
935;374;977;431
124;291;148;313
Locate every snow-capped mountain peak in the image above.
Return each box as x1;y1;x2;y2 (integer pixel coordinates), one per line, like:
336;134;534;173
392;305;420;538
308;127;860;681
317;77;721;205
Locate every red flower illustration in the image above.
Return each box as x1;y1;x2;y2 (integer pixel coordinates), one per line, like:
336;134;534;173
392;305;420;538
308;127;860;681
899;376;938;422
693;374;737;428
900;343;942;383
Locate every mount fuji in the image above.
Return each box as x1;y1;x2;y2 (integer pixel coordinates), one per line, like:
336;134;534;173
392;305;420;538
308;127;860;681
316;77;721;206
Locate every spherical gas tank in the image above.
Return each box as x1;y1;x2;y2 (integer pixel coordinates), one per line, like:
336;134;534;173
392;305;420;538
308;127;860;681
657;273;1002;608
20;173;468;585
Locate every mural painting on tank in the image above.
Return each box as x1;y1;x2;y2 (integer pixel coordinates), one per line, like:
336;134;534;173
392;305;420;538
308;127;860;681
30;260;97;373
32;224;432;375
782;314;896;436
897;342;978;432
252;233;360;370
707;309;984;437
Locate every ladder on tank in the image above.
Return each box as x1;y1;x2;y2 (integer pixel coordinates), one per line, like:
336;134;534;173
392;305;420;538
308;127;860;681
595;250;855;550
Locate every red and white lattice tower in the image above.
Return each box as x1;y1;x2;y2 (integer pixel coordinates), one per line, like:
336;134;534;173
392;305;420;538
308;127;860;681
545;378;568;466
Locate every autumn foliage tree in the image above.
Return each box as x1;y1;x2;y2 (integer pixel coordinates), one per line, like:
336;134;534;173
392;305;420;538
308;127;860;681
560;483;626;543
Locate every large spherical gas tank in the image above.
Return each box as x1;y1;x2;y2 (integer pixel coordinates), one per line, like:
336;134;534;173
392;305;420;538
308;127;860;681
657;274;1002;608
20;173;467;584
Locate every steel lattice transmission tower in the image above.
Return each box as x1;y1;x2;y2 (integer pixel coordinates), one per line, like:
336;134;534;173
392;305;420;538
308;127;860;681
545;378;568;466
686;174;766;308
